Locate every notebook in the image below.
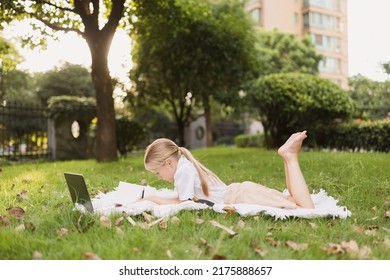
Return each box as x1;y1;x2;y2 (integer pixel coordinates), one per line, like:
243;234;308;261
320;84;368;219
64;172;94;213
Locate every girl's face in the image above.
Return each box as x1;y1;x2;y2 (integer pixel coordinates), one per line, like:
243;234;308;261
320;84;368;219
154;157;177;182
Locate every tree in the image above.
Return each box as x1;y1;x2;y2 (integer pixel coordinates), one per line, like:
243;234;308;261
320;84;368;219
349;74;390;120
246;73;355;147
130;0;258;146
35;63;95;106
255;29;322;76
1;0;131;161
0;36;24;102
1;69;39;105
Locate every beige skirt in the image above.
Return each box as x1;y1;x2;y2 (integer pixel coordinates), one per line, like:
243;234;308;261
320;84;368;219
225;181;297;209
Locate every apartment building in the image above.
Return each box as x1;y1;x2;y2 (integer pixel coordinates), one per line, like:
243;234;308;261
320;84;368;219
246;0;348;89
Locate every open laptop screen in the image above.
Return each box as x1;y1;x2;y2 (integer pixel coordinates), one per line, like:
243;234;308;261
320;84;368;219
64;172;94;213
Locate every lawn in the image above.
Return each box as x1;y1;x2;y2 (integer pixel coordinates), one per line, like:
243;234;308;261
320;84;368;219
0;147;389;260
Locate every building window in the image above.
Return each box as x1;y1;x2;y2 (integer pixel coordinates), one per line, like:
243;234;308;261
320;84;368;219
303;0;340;10
319;57;341;73
303;12;339;30
311;33;340;52
294;13;299;25
250;8;261;23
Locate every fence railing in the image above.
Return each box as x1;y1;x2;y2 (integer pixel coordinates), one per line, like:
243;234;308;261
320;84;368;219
0;101;51;160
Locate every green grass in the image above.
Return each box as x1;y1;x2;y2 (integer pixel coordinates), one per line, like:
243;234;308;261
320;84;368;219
0;147;389;260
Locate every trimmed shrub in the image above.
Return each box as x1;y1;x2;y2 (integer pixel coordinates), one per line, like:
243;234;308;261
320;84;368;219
235;133;265;148
312;120;390;152
246;73;355;148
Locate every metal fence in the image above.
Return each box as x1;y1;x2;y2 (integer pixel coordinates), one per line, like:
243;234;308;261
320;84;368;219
0;101;51;160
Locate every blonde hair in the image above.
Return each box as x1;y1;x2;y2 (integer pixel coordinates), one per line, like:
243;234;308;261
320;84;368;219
144;138;222;197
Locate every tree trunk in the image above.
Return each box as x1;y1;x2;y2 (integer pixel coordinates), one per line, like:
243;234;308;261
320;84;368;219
90;51;117;162
75;0;125;162
203;95;213;147
177;119;185;147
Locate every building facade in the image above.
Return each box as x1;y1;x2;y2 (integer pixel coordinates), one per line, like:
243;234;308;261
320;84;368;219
246;0;348;89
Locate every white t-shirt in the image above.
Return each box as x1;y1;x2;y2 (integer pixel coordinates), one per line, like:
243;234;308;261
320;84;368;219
174;157;226;204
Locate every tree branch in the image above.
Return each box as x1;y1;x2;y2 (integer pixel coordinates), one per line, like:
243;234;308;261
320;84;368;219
34;0;74;13
28;12;84;36
102;0;125;34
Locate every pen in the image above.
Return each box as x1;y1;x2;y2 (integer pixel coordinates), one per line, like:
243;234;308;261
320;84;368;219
141;188;145;199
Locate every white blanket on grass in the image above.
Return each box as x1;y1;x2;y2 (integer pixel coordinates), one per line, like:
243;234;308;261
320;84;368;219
77;181;351;220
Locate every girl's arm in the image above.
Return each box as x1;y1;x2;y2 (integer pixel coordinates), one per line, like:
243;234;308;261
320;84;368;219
142;195;183;205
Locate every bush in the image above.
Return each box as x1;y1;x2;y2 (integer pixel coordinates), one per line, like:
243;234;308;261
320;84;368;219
235;133;264;148
246;73;355;148
312;120;390;152
116;117;145;156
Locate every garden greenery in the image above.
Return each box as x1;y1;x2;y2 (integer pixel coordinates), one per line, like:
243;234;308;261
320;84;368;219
246;73;355;148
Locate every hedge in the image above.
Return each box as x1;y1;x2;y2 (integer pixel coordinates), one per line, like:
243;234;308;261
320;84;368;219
312;120;390;152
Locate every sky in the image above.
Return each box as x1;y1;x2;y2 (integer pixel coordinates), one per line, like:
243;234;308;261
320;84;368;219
1;0;390;82
347;0;390;81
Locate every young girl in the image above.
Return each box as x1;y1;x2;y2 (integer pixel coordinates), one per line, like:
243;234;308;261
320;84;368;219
143;131;315;209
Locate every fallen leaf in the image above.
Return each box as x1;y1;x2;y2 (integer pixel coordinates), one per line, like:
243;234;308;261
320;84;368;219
286;240;309;251
142;212;154;223
237;220;245;228
7;207;25;219
166;250;172;259
371;206;377;213
209;220;237;236
33;250;42;260
0;215;10;226
251;243;267;257
15;223;25;232
171;216;180;223
340;240;359;257
22;178;31;184
364;228;377;236
148;217;164;227
115;226;124;235
222;206;237;219
384;238;390;249
326;243;344;255
99;216;112;228
308;222;317;229
265;237;280;247
159;219;168;229
358;246;371;259
57;228;69;237
195;218;205;225
212;254;226;260
17;190;29;200
126;216;137;226
200;238;207;246
115;216;124;226
352;225;365;233
140;179;147;186
137;222;150;229
385;210;390;218
326;240;362;258
83;252;101;260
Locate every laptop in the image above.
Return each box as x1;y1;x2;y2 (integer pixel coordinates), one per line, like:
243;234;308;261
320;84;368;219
64;172;94;213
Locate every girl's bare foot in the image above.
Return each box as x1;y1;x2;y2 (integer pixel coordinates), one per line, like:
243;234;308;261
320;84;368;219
278;131;307;160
